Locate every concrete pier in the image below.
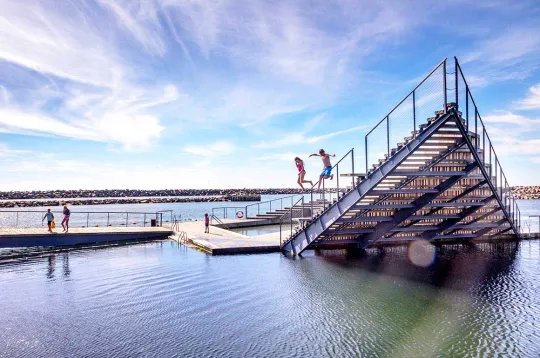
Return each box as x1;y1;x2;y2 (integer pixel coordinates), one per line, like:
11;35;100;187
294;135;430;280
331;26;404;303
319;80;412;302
0;227;173;248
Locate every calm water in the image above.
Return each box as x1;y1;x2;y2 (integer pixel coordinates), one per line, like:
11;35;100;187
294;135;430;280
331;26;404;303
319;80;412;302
0;240;539;357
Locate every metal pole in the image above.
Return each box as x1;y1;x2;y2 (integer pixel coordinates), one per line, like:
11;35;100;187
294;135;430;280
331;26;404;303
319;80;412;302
224;207;226;219
351;148;355;189
87;212;90;228
412;90;416;138
311;189;314;219
126;213;128;227
455;58;459;112
443;59;448;113
107;213;110;226
474;109;478;151
336;165;339;196
281;198;283;210
16;212;18;227
144;213;146;227
386;116;390;157
483;128;486;164
365;136;368;174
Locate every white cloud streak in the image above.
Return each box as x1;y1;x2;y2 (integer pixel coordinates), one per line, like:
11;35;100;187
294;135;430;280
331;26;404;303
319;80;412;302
515;84;540;110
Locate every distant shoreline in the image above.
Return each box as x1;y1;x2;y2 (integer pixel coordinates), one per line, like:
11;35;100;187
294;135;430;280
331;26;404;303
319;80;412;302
0;189;302;208
0;187;538;208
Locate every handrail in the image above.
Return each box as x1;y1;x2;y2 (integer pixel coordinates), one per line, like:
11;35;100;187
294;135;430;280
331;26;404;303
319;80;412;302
0;209;170;228
454;56;520;235
279;196;305;245
365;59;447;137
211;214;229;229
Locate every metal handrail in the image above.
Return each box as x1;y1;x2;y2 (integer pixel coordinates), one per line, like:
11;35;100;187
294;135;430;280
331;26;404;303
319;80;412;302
0;209;169;228
365;59;447;173
454;57;520;234
279;196;305;246
211;214;230;229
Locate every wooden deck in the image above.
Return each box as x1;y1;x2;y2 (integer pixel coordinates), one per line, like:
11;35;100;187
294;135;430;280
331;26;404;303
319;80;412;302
168;222;281;255
0;227;173;248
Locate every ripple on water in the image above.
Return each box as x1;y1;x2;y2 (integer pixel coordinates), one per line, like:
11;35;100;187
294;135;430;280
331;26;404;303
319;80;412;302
0;241;539;357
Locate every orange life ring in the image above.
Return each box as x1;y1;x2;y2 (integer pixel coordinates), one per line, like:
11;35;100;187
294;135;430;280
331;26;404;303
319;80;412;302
236;211;244;219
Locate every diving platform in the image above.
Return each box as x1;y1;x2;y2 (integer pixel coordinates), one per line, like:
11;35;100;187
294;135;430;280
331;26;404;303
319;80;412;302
280;57;521;255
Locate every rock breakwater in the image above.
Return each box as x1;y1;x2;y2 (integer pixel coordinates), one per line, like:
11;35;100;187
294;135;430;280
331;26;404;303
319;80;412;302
0;189;301;208
0;188;301;200
511;186;540;200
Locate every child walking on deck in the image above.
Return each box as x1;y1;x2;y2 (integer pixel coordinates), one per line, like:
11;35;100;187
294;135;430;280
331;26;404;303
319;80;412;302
204;213;210;233
309;149;336;190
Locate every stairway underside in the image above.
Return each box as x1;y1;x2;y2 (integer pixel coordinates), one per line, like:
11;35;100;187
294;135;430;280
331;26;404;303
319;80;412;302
281;109;518;255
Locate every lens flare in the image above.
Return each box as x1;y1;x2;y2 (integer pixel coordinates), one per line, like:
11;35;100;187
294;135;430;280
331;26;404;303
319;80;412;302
408;239;436;267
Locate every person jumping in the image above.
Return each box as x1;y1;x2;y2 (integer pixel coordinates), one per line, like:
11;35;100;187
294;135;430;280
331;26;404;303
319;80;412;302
294;157;313;191
309;149;336;190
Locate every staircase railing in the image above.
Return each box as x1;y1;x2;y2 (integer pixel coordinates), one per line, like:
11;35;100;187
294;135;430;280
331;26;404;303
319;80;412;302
365;59;447;175
454;57;520;234
244;194;305;218
210;214;230;229
279;196;305;245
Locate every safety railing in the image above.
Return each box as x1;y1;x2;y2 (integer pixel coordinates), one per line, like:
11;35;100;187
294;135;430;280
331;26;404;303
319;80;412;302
211;194;305;220
0;210;172;229
279;197;306;245
210;214;230;229
455;57;521;234
365;59;447;174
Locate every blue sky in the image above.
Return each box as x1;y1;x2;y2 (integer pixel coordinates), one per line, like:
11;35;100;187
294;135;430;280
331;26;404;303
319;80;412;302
0;0;539;190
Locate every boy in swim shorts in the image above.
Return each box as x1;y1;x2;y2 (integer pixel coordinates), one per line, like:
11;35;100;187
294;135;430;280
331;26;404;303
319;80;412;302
204;213;210;233
309;149;336;190
42;208;55;233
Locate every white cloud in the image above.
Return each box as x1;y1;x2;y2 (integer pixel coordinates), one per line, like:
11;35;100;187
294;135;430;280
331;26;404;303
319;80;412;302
515;84;540;110
483;111;539;128
184;141;237;157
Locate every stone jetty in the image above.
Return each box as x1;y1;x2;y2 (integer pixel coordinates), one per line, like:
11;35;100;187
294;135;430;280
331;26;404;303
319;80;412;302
0;189;302;208
511;186;540;200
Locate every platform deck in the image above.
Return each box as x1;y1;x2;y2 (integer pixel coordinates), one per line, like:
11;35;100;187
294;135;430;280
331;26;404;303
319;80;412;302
0;227;173;248
168;222;281;255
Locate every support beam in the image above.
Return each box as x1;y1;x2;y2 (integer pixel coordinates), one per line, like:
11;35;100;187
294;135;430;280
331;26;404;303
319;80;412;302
417;195;495;241
357;162;478;248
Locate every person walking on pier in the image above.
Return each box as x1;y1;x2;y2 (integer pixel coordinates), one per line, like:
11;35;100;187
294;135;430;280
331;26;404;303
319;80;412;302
204;213;210;233
61;205;71;233
42;209;54;233
294;157;313;191
309;149;335;190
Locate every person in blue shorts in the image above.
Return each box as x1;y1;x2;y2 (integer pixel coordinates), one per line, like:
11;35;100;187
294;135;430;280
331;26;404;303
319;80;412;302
309;149;336;190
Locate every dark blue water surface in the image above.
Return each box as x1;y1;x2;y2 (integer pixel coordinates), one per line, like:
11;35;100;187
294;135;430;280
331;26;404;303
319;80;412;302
0;240;539;357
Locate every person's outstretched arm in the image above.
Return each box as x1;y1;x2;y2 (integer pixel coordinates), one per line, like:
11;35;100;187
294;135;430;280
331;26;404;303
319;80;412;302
309;153;319;158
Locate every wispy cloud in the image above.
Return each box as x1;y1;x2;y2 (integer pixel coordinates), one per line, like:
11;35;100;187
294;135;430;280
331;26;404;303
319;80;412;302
515;84;540;110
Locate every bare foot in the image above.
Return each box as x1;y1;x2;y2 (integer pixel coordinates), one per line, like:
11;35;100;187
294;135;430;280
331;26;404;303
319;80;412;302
330;174;334;180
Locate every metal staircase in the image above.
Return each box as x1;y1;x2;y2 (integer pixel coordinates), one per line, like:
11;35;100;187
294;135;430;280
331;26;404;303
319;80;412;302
281;57;521;255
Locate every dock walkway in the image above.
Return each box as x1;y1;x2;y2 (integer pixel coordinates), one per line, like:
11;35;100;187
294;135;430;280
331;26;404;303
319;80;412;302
168;222;280;255
0;227;173;248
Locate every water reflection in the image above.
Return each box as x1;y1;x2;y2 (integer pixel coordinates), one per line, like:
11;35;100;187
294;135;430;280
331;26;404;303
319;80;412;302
46;255;55;279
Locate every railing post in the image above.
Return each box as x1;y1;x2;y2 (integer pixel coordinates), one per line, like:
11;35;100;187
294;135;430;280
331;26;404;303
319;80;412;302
351;148;355;189
270;201;272;213
311;189;314;219
365;136;368;174
107;213;110;226
474;108;478;152
386;116;390;157
87;212;90;228
465;85;469;132
443;59;448;113
144;213;146;227
16;212;18;227
245;205;247;220
482;128;486;164
412;90;416;138
336;165;340;196
224;207;226;219
126;213;128;227
455;58;459;113
281;198;283;210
